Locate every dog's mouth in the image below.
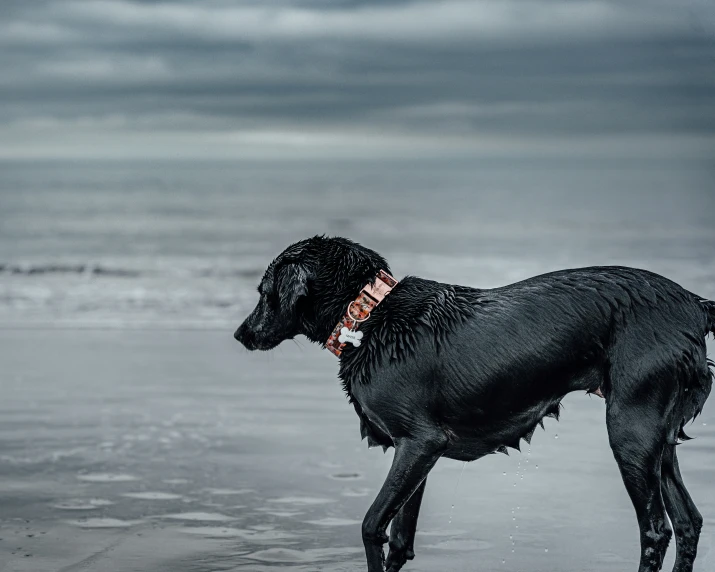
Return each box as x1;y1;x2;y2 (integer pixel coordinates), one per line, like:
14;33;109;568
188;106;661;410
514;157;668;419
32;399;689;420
233;327;281;351
241;338;279;351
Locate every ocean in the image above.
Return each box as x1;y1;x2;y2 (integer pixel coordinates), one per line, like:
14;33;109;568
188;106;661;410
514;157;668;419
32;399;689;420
1;159;713;330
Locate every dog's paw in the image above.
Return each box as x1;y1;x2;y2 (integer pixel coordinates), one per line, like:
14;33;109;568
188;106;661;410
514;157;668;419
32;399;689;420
385;539;415;572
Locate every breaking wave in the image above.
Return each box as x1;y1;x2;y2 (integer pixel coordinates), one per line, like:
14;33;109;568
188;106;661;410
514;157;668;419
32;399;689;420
0;259;270;328
0;263;142;278
0;263;265;280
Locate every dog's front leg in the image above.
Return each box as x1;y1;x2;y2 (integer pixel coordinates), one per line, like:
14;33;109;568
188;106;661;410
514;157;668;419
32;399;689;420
385;478;427;572
362;435;444;572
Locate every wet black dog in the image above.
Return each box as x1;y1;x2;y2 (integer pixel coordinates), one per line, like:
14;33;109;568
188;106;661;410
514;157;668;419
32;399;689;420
234;235;715;572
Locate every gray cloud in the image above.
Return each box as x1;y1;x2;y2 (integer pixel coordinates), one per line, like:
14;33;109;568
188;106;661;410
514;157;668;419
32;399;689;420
0;0;714;159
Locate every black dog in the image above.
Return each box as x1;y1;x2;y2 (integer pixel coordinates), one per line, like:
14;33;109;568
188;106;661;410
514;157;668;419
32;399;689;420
235;235;715;572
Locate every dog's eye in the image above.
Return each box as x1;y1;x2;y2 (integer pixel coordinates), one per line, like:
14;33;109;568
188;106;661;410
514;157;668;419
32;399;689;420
257;287;277;308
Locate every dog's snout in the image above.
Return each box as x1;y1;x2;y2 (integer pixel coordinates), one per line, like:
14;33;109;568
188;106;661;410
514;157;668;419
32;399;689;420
234;323;249;345
235;322;262;350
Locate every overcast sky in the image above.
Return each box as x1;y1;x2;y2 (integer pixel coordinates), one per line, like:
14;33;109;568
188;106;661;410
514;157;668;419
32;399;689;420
1;0;714;160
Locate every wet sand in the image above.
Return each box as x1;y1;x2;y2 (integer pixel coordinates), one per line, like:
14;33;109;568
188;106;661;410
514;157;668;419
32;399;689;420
1;329;714;571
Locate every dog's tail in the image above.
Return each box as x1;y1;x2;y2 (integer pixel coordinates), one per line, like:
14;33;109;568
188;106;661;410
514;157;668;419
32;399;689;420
676;299;715;442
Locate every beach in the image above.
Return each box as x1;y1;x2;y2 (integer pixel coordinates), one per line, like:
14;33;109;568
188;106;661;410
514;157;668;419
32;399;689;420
1;160;714;571
0;329;713;572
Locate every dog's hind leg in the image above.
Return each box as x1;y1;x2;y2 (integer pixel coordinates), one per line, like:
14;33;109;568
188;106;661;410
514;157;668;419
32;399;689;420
606;397;672;572
362;435;445;572
385;478;427;572
661;444;703;572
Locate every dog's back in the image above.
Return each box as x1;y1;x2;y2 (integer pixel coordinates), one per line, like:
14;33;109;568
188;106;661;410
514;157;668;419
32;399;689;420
516;266;714;441
490;265;713;408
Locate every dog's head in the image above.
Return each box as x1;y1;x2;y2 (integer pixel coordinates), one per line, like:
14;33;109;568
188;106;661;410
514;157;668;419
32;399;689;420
234;236;389;351
234;253;311;351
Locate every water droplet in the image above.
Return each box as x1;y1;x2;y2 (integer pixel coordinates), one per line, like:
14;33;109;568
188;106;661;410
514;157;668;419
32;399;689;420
447;462;466;525
502;559;506;564
554;434;559;439
515;525;519;529
703;423;708;426
536;464;539;469
513;483;516;487
503;472;507;476
509;535;513;540
512;548;515;553
517;506;520;510
512;516;516;521
545;548;549;553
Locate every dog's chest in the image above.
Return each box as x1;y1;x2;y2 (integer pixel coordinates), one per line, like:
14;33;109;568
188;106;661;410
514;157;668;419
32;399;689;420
348;386;395;449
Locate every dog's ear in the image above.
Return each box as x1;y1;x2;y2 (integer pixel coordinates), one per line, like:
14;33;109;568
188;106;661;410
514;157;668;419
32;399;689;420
277;263;311;310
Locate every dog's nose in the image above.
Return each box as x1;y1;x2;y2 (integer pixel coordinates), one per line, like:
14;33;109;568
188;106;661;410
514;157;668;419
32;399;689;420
234;324;245;343
234;323;256;350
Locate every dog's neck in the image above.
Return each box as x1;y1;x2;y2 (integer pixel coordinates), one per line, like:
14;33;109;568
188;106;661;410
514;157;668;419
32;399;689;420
297;243;391;345
301;275;381;345
324;270;398;356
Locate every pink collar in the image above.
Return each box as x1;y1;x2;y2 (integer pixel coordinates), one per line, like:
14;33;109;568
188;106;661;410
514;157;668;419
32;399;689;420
325;270;398;357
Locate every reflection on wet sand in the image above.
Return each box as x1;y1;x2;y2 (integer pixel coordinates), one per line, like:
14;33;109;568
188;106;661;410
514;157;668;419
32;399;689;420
1;331;713;571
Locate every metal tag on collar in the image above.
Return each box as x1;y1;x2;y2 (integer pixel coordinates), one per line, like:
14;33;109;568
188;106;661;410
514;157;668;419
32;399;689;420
338;326;363;347
339;300;369;346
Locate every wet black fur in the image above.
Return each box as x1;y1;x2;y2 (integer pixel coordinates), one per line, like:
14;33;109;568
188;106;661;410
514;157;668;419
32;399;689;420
235;235;715;572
